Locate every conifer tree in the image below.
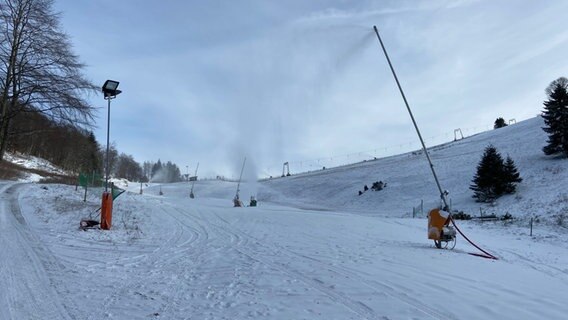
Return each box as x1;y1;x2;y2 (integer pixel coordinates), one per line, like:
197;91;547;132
542;77;568;156
502;156;522;193
470;145;505;202
471;146;523;202
494;117;507;129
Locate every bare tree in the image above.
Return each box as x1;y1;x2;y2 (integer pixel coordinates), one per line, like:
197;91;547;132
101;142;118;178
0;0;97;160
115;153;142;181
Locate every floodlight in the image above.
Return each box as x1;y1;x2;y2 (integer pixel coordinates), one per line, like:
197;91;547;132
102;79;122;97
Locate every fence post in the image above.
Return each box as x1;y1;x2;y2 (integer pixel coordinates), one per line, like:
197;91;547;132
83;184;87;202
530;217;533;236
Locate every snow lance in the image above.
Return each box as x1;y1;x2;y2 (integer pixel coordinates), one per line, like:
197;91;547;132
372;25;496;259
234;157;246;207
190;162;199;198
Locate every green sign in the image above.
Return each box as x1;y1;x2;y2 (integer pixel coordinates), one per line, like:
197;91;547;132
111;184;126;200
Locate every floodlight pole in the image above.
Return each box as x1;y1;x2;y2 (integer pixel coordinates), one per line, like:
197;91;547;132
101;80;121;230
373;26;449;210
104;95;114;193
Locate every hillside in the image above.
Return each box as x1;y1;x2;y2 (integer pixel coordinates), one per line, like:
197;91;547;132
1;152;73;183
260;116;568;223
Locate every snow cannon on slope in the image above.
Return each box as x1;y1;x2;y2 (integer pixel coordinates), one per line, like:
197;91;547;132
428;208;456;249
233;195;243;207
249;196;257;207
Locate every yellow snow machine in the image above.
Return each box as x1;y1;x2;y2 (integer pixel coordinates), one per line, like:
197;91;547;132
428;208;456;249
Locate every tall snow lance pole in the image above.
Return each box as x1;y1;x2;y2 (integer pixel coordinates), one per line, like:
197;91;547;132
235;157;246;200
373;26;497;259
190;162;199;198
373;25;449;210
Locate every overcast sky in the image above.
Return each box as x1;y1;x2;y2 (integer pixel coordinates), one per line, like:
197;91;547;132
55;0;568;178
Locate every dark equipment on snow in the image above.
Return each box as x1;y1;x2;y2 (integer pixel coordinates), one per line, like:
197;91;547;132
249;196;257;207
79;219;99;231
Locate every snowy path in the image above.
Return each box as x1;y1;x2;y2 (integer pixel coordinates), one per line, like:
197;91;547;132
0;183;72;320
8;183;568;319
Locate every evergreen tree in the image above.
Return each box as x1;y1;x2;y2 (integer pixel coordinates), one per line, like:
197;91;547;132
151;159;162;179
471;146;523;202
494;117;508;129
542;77;568;156
85;131;101;174
502;156;522;193
470;145;506;202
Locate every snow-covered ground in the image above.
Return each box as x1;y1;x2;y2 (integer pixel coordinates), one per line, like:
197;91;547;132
4;152;68;182
2;116;568;319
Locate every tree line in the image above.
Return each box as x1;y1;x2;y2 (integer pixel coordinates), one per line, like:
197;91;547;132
7;104;184;182
0;0;97;161
0;0;184;183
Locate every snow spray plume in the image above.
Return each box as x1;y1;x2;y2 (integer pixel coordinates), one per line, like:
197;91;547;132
230;146;259;201
149;167;174;183
223;25;375;177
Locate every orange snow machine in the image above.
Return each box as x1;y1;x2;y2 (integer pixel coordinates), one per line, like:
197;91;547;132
428;208;456;249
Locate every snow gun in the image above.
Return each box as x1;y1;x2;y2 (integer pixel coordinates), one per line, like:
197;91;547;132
373;25;497;259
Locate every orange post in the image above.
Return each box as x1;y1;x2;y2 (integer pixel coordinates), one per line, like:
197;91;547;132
100;191;113;230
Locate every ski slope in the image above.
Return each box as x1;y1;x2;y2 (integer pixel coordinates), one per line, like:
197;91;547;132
263;116;568;221
2;116;568;319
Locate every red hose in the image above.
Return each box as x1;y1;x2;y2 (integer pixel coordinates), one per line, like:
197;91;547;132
450;217;498;260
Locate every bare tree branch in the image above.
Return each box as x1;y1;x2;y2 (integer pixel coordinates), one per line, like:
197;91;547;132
0;0;97;159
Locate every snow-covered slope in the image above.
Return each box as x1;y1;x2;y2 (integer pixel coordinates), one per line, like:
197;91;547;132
261;116;568;222
4;152;69;182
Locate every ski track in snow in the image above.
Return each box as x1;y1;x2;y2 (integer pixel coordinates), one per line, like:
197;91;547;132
186;207;455;320
0;183;73;320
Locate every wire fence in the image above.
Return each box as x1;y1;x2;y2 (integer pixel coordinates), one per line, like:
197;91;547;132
262;122;497;178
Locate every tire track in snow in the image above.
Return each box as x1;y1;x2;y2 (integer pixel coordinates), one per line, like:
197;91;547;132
173;206;385;320
99;202;215;318
191;206;458;320
0;183;74;320
99;203;204;318
160;206;209;316
151;204;250;317
499;249;568;281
